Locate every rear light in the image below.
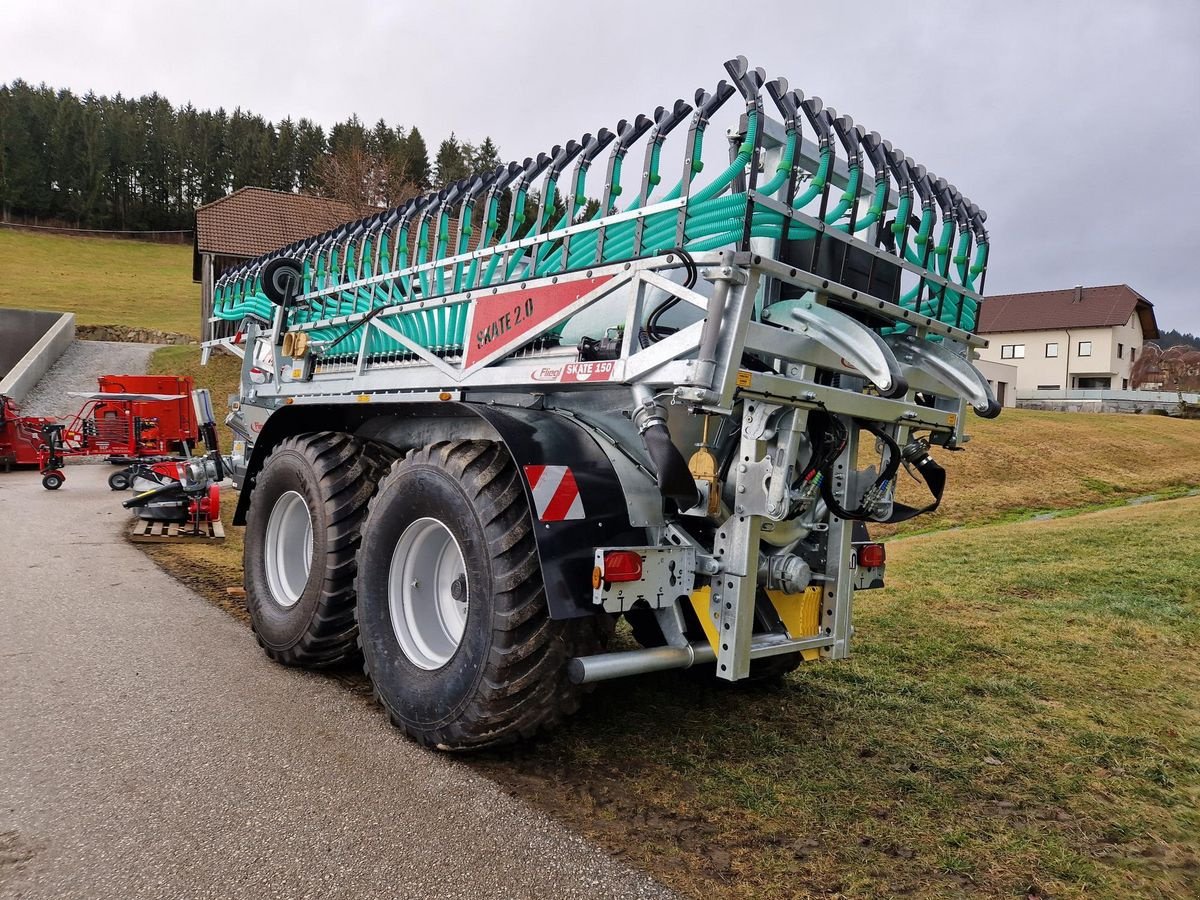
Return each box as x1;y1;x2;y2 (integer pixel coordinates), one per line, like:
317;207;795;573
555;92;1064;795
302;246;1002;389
859;543;886;568
601;550;644;583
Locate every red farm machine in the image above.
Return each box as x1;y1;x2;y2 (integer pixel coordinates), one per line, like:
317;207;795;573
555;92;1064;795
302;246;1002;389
0;374;199;490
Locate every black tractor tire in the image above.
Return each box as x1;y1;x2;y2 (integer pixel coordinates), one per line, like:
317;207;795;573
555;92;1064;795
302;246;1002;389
244;432;393;668
108;470;131;491
355;440;598;750
625;592;802;684
41;471;64;491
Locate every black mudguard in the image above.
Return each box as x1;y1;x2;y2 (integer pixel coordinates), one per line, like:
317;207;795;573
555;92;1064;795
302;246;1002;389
233;401;649;619
472;405;648;619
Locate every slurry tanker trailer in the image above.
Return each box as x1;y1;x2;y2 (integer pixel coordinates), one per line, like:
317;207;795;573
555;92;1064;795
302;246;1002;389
203;56;996;749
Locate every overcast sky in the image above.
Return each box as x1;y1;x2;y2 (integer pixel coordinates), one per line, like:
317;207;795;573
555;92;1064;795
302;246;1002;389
4;1;1199;332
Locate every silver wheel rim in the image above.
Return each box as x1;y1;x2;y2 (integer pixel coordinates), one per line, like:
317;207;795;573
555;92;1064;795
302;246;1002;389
388;518;469;670
264;490;313;608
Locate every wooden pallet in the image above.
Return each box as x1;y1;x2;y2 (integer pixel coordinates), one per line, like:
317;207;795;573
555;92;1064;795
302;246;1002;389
128;517;225;542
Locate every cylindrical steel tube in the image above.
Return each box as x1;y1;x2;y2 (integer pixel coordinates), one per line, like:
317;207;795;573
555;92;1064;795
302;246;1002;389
691;249;735;389
568;642;717;684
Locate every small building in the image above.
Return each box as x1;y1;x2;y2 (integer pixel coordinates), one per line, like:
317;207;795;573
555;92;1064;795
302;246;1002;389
975;284;1159;394
193;188;358;342
973;359;1019;409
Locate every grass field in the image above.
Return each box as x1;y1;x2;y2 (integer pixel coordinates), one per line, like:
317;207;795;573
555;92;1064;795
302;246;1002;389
0;229;196;335
135;348;1200;898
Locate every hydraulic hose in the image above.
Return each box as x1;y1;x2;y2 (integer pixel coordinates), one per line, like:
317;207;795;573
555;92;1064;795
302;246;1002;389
632;385;700;510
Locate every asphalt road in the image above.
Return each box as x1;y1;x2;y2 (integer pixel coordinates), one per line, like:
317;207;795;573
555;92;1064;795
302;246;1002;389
0;466;673;900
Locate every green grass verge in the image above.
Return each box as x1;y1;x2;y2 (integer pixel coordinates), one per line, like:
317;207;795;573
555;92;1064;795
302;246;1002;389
0;229;197;335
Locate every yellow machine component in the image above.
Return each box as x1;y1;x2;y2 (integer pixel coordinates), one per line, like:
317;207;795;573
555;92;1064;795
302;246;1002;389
281;330;309;359
689;585;823;661
688;586;720;649
687;415;721;515
766;587;823;660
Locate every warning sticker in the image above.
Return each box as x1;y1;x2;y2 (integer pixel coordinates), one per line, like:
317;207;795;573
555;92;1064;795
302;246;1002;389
463;275;614;367
523;465;586;522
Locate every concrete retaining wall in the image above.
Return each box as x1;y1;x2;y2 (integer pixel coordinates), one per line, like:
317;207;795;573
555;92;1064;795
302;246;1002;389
0;309;76;402
1017;388;1200;416
1018;398;1179;414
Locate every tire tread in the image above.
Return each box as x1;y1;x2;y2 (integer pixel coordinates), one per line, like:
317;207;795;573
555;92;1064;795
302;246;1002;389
358;440;597;749
246;431;394;668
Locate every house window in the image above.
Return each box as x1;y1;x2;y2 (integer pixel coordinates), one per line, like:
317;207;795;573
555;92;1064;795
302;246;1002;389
1078;341;1092;357
1131;348;1136;363
1000;344;1025;360
1118;343;1124;359
1123;378;1129;390
1036;384;1061;391
1045;342;1058;358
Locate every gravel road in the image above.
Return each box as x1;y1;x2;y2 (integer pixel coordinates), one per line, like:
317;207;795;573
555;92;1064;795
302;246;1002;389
18;340;163;417
0;465;673;900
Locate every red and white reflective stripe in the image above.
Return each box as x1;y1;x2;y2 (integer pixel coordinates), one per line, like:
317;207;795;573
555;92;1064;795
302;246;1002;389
523;465;585;522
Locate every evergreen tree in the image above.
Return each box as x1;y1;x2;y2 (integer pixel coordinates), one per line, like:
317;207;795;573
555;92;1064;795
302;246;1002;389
227;109;272;191
271;117;299;192
434;132;471;188
328;114;366;157
401;126;431;192
0;79;504;230
468;136;501;176
294;118;326;193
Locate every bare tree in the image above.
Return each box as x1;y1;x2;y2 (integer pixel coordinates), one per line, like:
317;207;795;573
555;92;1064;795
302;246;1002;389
1132;343;1200;391
314;144;422;214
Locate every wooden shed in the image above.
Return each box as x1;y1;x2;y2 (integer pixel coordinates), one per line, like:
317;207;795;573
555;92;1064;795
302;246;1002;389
193;188;357;342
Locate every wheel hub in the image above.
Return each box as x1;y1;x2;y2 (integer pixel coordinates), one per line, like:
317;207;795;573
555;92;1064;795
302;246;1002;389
263;490;313;608
387;518;469;670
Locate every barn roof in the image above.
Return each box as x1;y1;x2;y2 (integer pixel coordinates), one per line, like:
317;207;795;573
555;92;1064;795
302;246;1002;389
193;188;358;280
977;284;1158;339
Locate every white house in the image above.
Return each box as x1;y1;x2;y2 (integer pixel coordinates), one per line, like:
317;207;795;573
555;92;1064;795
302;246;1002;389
974;284;1158;393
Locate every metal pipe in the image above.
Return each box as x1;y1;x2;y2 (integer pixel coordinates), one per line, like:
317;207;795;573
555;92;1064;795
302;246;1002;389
569;631;808;684
692;249;735;388
568;642;716;684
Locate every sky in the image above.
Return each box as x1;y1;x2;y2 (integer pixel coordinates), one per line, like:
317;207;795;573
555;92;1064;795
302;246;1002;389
3;0;1199;332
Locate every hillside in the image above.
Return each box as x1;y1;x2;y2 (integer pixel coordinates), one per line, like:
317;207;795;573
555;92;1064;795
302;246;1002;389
890;407;1200;534
0;229;196;335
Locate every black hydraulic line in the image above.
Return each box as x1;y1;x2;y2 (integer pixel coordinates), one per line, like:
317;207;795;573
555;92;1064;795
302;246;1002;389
645;247;698;340
122;482;184;509
765;78;805;238
803;102;836;272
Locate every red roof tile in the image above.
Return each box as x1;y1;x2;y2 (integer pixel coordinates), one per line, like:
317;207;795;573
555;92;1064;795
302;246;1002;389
977;284;1158;339
194;187;358;258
